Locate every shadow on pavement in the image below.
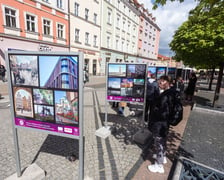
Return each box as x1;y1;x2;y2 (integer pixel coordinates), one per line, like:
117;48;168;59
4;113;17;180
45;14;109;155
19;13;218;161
31;134;79;163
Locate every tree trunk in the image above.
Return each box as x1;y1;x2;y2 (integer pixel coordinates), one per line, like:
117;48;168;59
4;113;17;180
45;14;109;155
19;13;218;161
208;68;215;90
212;62;224;107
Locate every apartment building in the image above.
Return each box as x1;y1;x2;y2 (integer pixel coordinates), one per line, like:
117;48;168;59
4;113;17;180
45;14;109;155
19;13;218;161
100;0;140;74
0;0;69;66
0;0;160;76
133;1;160;65
69;0;101;75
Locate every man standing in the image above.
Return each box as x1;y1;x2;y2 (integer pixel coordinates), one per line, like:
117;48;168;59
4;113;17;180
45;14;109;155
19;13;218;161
145;74;159;122
0;63;6;82
147;75;175;173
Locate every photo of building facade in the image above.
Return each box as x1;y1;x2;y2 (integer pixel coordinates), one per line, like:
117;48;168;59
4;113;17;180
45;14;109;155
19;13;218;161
43;56;78;89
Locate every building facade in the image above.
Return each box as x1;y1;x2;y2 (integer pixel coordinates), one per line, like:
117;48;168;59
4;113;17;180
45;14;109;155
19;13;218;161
100;0;140;75
0;0;69;66
69;0;101;75
0;0;161;75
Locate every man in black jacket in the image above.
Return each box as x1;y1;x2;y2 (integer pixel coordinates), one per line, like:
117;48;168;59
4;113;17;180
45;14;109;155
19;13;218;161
145;74;159;122
147;75;175;173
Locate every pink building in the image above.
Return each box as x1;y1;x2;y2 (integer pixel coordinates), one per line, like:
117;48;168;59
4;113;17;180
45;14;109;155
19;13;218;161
0;0;69;66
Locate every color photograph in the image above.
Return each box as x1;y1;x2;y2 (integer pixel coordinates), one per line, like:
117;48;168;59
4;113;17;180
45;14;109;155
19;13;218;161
13;87;34;118
156;67;166;79
134;79;145;86
147;66;157;78
127;64;146;78
132;85;144;98
108;64;126;77
33;88;54;105
39;56;78;90
168;68;176;79
34;104;54;122
120;78;134;88
107;77;121;96
55;90;78;125
10;55;39;86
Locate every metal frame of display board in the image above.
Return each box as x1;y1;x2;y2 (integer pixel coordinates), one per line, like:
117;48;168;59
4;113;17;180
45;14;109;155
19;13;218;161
5;51;84;180
95;62;148;139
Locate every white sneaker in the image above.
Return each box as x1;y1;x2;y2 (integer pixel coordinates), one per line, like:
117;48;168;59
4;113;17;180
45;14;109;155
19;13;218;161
152;154;167;164
148;163;164;173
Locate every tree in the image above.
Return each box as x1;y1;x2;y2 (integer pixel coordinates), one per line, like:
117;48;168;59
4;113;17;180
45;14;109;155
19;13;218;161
154;0;224;106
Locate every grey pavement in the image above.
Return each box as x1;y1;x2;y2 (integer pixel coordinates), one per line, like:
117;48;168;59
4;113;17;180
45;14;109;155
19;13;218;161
178;80;224;174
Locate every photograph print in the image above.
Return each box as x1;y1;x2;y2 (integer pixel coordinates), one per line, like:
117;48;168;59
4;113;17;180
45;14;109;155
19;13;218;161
147;66;156;78
127;64;146;78
156;67;166;79
13;87;34;118
55;90;78;125
39;56;78;90
120;78;133;97
132;85;144;98
107;77;121;96
34;104;54;122
108;64;126;77
168;68;176;79
9;55;39;86
33;88;54;105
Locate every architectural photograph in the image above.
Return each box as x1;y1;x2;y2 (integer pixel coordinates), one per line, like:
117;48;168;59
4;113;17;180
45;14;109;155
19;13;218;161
10;55;39;86
55;90;78;125
13;87;33;118
39;55;78;90
108;64;126;77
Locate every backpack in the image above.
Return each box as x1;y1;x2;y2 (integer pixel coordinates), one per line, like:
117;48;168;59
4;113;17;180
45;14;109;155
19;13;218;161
168;90;183;126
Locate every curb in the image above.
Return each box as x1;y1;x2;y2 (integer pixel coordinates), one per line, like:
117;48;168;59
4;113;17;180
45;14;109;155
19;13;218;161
193;104;224;114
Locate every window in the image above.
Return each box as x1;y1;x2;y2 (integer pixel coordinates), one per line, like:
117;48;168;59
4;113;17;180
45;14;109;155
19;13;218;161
85;8;89;21
116;16;120;27
57;23;64;38
128;23;130;32
26;14;35;32
107;36;110;48
5;7;16;28
43;19;51;35
75;29;80;42
57;0;62;8
121;41;124;51
93;13;97;24
85;32;89;44
74;3;79;16
93;35;97;47
116;39;119;49
107;11;112;24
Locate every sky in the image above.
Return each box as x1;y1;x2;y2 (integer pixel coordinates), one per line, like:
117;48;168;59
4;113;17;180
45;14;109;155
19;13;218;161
138;0;198;57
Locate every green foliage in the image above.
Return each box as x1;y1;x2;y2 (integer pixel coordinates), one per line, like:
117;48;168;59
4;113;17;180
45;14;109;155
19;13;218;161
168;0;224;69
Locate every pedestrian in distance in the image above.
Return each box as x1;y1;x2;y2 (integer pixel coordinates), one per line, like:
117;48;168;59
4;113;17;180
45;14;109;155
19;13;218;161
0;63;7;82
175;76;185;100
185;72;197;101
145;74;159;122
147;75;176;174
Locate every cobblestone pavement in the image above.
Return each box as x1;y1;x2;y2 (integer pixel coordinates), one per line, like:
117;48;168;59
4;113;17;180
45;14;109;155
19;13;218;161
0;78;144;180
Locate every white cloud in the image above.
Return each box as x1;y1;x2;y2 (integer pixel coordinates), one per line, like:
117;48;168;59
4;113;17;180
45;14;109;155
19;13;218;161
138;0;198;56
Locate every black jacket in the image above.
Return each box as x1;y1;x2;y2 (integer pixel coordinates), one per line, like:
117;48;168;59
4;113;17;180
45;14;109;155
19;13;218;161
148;87;175;137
